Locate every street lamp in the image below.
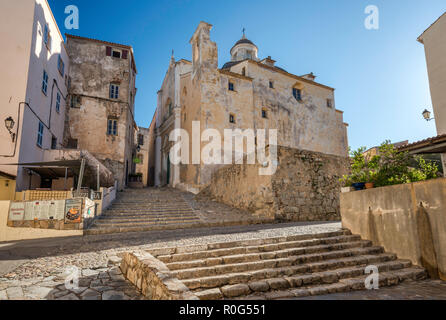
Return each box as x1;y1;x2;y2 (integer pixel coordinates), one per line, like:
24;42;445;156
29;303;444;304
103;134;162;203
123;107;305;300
422;109;435;122
4;117;16;142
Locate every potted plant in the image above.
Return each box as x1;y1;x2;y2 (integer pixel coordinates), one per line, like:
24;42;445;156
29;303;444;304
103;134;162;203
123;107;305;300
351;170;367;191
365;170;376;189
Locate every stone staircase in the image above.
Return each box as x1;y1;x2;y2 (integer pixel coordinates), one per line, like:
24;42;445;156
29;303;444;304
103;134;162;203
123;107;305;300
85;188;202;235
130;229;427;300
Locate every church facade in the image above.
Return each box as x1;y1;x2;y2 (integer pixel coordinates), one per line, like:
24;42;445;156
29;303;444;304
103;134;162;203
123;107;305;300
150;21;349;193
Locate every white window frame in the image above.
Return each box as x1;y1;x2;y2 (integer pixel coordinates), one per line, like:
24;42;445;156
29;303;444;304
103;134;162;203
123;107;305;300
42;70;49;95
56;92;61;113
37;122;44;147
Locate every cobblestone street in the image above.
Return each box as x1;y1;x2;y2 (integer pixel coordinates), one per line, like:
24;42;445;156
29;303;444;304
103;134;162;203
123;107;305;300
0;221;445;300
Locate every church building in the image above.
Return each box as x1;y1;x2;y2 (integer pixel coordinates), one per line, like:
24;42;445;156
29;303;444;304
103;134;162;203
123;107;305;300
149;21;349;194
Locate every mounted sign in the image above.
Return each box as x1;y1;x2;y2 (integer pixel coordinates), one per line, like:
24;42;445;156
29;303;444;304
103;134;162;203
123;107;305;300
8;202;25;221
64;198;83;224
91;191;102;200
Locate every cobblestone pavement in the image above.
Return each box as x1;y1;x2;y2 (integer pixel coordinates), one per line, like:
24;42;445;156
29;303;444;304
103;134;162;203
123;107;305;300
297;280;446;300
0;222;341;300
0;221;445;300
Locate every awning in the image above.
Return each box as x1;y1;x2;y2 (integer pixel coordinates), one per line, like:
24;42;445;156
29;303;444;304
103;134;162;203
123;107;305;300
398;134;446;154
3;157;114;188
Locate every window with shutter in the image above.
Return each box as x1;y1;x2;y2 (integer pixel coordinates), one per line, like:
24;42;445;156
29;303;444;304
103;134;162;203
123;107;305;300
106;46;112;56
122;50;128;59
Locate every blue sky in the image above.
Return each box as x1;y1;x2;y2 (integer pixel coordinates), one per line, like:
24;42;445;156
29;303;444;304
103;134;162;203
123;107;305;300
48;0;446;151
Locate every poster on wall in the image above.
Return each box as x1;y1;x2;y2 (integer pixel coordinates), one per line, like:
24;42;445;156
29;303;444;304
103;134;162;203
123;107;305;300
83;198;96;219
48;200;66;220
24;201;35;221
8;202;25;221
35;201;50;220
64;198;83;224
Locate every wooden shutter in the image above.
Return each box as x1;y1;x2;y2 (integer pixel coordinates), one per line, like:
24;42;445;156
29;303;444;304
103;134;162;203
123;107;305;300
106;46;112;56
122;50;128;59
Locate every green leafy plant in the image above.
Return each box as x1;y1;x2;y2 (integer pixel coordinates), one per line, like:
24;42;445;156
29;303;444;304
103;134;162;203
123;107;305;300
341;141;440;188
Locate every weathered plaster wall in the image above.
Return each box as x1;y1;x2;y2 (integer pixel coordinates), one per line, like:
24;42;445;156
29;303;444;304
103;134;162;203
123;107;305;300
202;146;349;221
341;178;446;280
66;36;136;190
419;13;446;135
0;0;70;191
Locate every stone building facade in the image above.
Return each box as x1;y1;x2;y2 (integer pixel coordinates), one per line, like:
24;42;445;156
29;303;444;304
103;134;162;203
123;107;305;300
150;22;349;194
134;126;151;187
65;35;138;191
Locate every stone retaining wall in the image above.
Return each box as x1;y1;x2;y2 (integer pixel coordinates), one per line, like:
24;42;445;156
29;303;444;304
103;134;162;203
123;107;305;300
341;178;446;280
201;146;349;221
120;251;198;300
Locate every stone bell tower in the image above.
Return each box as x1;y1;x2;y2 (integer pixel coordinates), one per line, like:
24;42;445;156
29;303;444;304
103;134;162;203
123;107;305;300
189;21;218;80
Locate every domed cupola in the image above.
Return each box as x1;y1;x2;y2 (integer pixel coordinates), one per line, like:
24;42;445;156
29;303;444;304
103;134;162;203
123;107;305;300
230;29;259;62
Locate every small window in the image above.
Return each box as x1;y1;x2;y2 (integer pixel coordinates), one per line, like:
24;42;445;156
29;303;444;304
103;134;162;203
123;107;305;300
229;114;235;124
327;99;333;108
37;122;44;147
57;55;65;76
293;88;302;101
67;138;78;149
43;24;51;50
110;84;119;99
107;119;118;136
138;134;144;146
71;95;81;108
241;67;246;76
228;82;234;91
42;70;49;95
51;136;57;150
269;81;274;89
112;50;121;58
56;92;61;113
262;109;268;119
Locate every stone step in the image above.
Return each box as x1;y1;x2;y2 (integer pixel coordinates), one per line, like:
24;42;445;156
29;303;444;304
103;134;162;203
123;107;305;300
154;231;354;263
176;245;384;284
96;215;198;223
85;221;204;235
93;219;202;228
228;267;427;300
192;259;418;299
164;235;362;269
106;207;195;211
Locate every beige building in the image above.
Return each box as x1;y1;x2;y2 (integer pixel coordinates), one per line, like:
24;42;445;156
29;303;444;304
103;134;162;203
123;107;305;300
0;0;70;191
418;12;446;173
65;35;138;191
150;22;349;192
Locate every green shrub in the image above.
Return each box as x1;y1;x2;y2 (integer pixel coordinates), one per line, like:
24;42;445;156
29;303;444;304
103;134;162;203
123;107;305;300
340;141;440;188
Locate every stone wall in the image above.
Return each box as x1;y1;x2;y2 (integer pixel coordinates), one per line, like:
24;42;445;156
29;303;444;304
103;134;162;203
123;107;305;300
341;178;446;280
201;146;349;221
120;251;197;300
